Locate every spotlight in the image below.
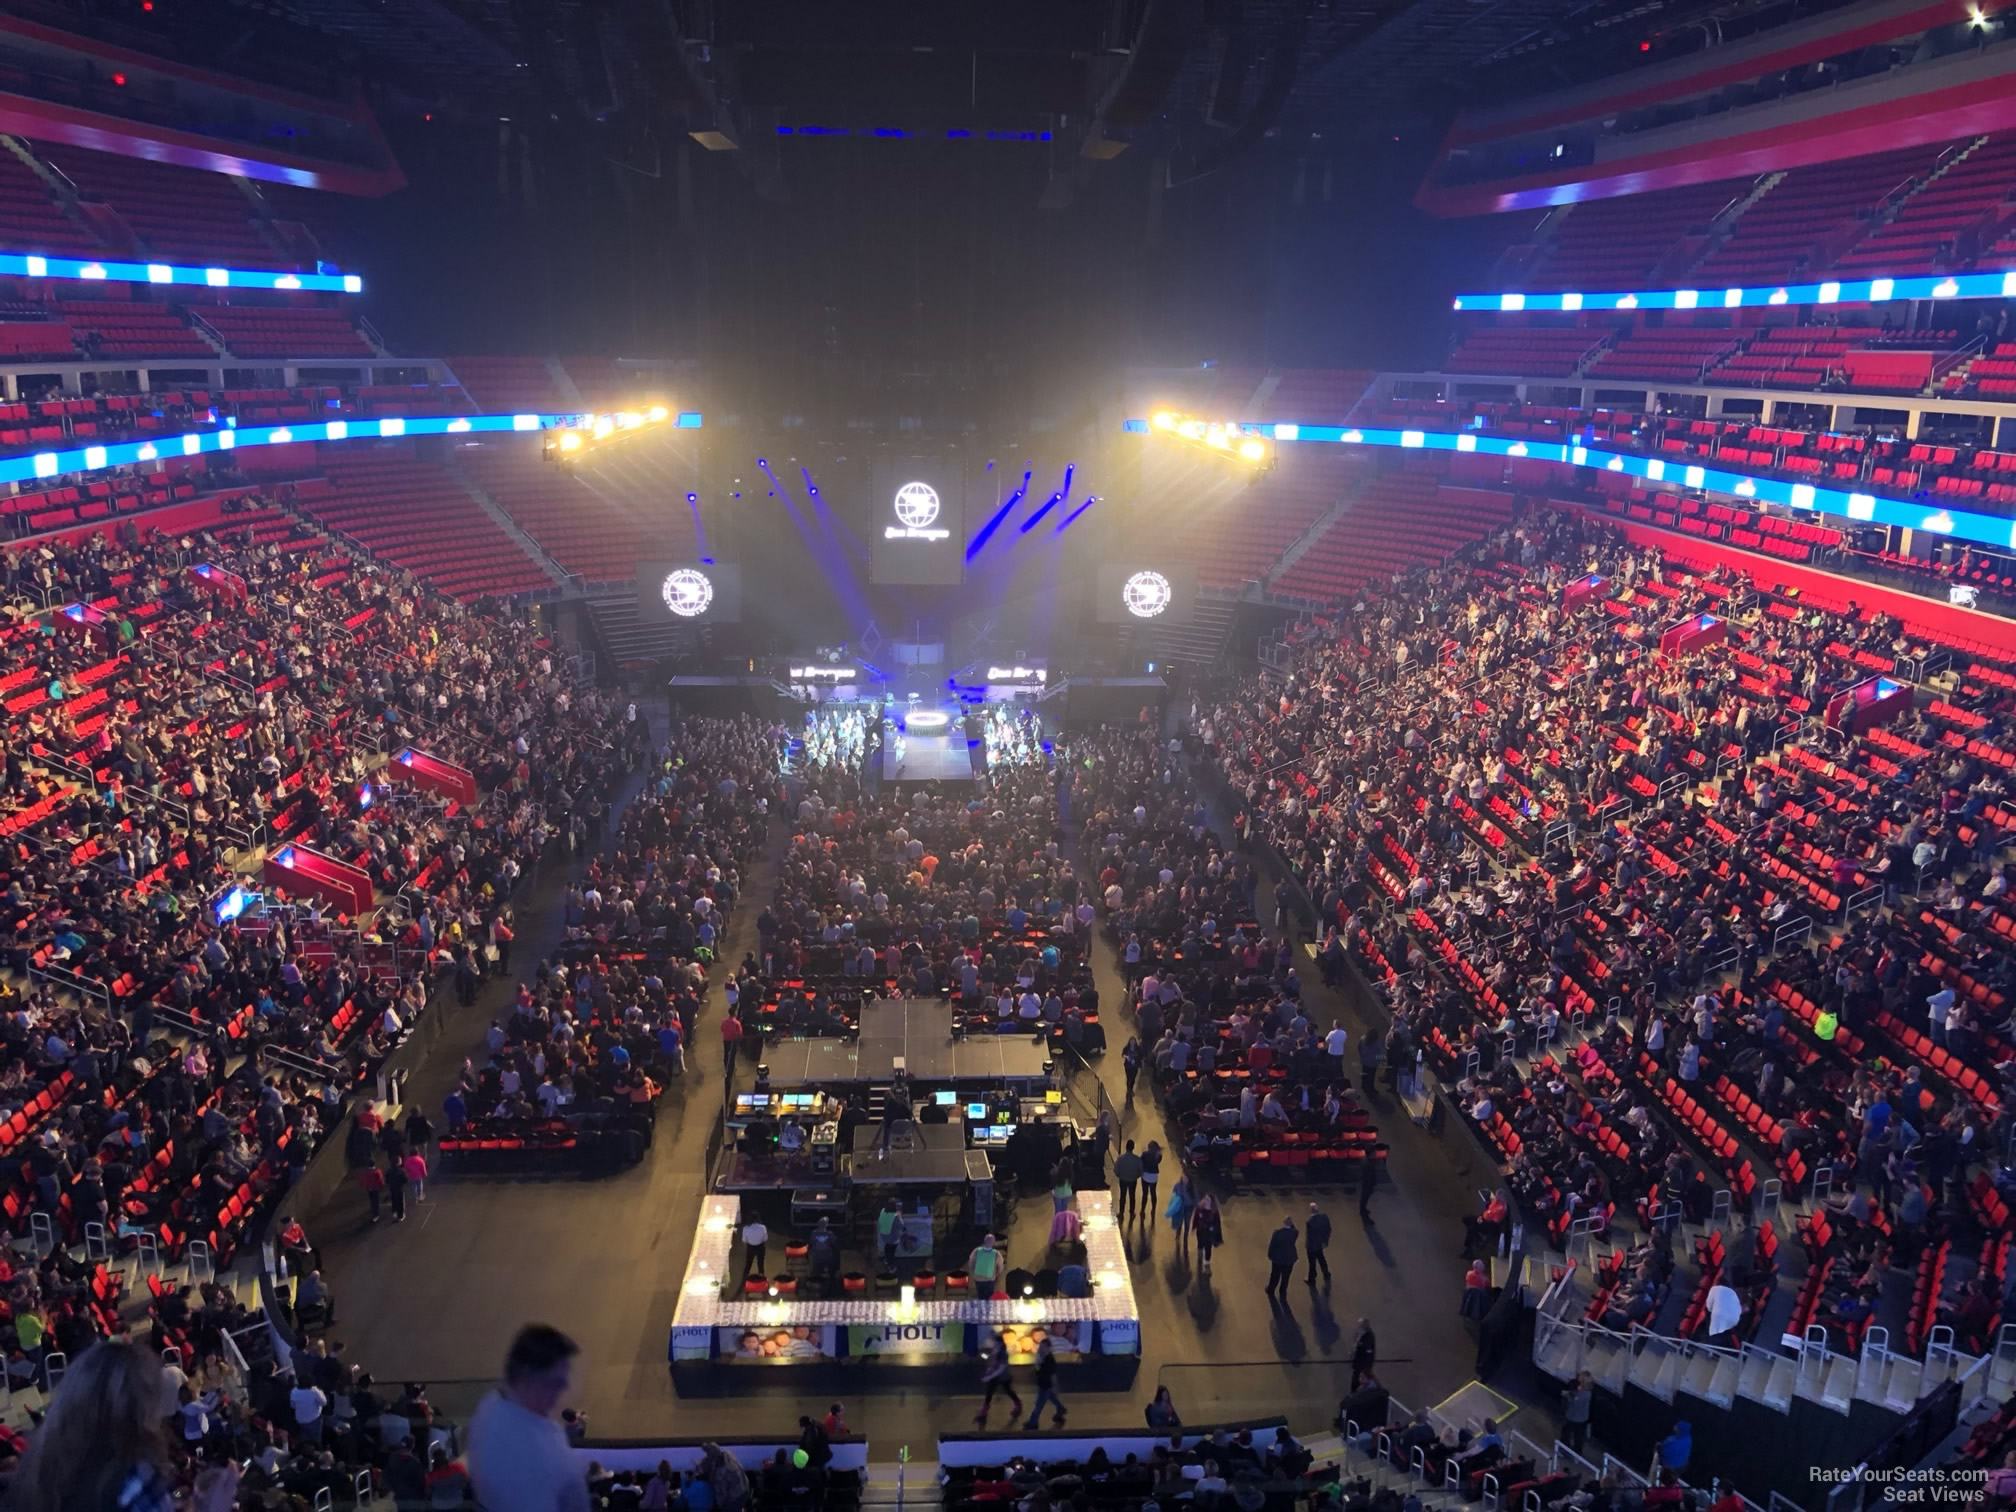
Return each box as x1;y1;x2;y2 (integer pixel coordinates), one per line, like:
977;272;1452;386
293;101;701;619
1151;411;1177;430
1238;439;1267;461
558;431;583;452
648;405;669;421
687;491;699;502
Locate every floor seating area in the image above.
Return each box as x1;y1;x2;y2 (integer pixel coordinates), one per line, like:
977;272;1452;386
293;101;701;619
295;452;556;600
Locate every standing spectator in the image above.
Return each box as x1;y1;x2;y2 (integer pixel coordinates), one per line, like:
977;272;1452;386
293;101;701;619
403;1149;429;1203
1562;1372;1594;1453
467;1325;591;1512
876;1199;901;1270
966;1233;1003;1297
1139;1139;1163;1214
386;1156;410;1223
1194;1194;1223;1276
1145;1386;1182;1430
796;1414;832;1469
1165;1173;1196;1247
1023;1336;1067;1430
1359;1154;1381;1224
1265;1216;1299;1302
1305;1202;1334;1286
973;1332;1024;1429
1113;1140;1142;1222
426;1448;471;1511
359;1161;386;1225
720;1014;744;1097
290;1376;328;1444
1122;1035;1142;1100
1350;1319;1377;1392
10;1342;239;1512
702;1442;750;1512
741;1217;769;1282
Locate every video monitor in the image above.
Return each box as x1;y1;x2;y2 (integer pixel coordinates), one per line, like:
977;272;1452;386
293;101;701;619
870;456;966;586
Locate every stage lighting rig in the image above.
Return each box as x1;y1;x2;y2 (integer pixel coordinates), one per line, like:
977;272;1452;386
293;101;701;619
543;404;675;463
1148;409;1272;468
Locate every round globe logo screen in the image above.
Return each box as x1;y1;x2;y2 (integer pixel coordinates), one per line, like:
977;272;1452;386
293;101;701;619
887;481;950;541
1122;570;1173;619
894;481;940;529
660;568;714;618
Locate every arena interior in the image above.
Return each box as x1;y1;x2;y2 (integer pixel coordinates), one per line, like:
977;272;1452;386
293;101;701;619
15;2;2016;1510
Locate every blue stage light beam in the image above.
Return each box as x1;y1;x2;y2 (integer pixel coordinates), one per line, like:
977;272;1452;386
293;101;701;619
1015;462;1074;535
1053;494;1099;534
966;467;1033;560
1019;492;1063;533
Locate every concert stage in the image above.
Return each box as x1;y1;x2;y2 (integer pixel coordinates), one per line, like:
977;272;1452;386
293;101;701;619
882;729;979;783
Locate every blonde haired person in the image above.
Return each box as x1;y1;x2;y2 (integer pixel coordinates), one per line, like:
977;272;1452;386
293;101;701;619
10;1341;239;1512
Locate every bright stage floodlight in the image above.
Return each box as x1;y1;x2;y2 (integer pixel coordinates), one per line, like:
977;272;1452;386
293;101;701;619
1148;408;1272;466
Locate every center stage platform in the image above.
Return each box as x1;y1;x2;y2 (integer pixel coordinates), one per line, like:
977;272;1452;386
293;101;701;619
759;1001;1052;1089
882;730;978;784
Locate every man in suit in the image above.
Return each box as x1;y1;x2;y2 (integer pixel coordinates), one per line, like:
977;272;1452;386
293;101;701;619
1265;1217;1299;1301
1304;1202;1333;1286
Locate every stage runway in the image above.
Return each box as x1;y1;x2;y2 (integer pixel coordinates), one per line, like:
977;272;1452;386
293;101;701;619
882;731;979;783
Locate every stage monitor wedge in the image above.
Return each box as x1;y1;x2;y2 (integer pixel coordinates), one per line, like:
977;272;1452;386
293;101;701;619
636;560;743;624
1094;562;1198;625
870;456;966;586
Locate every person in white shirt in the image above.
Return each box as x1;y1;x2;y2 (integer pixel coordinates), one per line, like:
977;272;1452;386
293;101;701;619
289;1381;327;1443
1325;1023;1348;1060
467;1326;590;1512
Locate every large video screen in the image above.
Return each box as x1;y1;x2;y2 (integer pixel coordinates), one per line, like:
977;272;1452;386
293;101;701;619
635;560;743;625
1094;562;1198;626
869;456;966;586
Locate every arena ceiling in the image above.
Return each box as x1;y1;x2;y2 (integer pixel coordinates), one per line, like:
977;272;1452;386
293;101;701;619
207;0;1844;169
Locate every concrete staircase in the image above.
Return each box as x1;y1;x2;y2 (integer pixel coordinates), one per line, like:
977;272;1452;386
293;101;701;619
0;137;105;253
1828;136;1991;267
1262;474;1374;592
440;456;573;589
544;358;588;411
1671;171;1788;282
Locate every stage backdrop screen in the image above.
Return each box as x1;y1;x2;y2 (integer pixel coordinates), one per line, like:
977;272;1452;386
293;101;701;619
1094;562;1198;626
635;561;743;624
870;457;966;586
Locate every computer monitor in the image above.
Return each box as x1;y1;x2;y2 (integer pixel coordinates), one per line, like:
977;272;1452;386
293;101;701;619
934;1090;959;1106
967;1102;989;1121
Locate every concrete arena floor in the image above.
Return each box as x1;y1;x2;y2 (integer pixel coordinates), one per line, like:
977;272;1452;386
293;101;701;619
301;710;1553;1447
